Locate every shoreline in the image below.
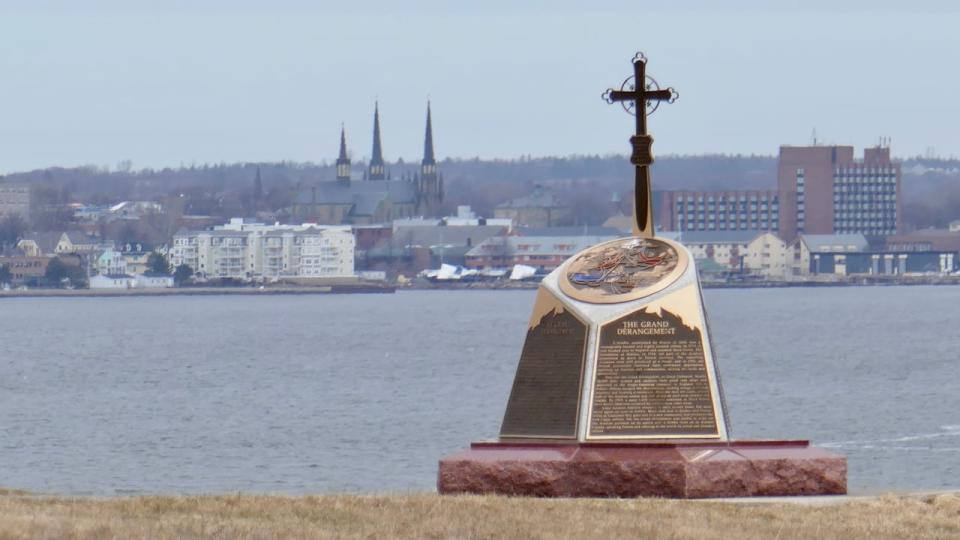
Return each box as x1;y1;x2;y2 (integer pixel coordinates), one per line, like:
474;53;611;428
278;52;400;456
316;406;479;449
0;284;395;299
4;279;960;298
408;277;960;291
4;275;960;298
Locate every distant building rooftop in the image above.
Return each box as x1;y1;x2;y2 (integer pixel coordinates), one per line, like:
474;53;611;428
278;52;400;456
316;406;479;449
514;226;622;237
676;231;762;244
799;234;869;252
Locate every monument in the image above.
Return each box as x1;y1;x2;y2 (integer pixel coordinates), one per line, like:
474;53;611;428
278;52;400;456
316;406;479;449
438;53;847;498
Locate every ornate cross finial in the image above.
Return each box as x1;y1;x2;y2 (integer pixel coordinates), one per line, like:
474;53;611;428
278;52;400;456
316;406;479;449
603;52;678;237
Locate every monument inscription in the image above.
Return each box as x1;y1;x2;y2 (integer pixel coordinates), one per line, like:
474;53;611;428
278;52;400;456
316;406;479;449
500;304;588;438
588;307;719;438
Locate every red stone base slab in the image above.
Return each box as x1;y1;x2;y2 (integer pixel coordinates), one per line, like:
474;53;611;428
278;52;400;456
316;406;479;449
438;440;846;498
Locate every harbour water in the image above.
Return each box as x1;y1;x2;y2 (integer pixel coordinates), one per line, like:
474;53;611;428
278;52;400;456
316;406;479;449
1;287;959;495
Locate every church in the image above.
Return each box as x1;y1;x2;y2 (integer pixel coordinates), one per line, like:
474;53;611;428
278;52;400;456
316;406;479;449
292;103;444;225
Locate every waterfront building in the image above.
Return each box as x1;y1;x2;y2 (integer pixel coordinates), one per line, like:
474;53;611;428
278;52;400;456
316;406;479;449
119;243;156;275
778;144;901;240
657;190;779;233
790;234;869;276
171;219;355;280
0;254;50;284
96;248;127;276
365;218;510;276
464;234;616;272
493;185;574;228
292;102;443;225
793;232;956;276
89;273;174;289
743;231;790;278
675;231;758;272
0;181;30;223
886;229;960;254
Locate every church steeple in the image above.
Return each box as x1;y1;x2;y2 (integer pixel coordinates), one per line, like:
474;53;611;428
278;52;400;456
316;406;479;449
368;102;386;180
336;124;351;183
422;100;436;173
417;100;442;215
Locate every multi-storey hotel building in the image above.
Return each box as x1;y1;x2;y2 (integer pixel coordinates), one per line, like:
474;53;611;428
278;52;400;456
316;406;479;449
777;145;901;240
657;144;901;241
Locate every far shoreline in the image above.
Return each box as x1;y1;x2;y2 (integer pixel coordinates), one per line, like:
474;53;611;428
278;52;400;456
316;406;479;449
0;284;395;299
3;276;960;299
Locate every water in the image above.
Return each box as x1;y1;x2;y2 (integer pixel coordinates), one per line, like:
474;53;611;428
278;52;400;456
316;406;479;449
1;287;959;495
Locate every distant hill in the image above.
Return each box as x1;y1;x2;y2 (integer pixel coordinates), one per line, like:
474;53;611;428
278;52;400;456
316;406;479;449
2;154;958;229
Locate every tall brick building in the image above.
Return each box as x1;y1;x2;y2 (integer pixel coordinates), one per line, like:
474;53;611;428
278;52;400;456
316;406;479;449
656;144;901;241
777;144;901;241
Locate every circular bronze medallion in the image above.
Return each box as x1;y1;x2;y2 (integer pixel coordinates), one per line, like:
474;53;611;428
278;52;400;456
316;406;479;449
558;237;688;304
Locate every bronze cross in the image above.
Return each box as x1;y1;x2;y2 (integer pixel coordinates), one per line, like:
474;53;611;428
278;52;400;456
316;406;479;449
603;52;678;237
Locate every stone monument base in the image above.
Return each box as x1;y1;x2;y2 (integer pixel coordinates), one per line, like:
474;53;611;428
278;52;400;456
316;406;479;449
438;440;846;498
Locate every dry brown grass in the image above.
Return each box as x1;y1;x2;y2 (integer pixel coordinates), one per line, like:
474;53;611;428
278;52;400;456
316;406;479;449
0;492;957;540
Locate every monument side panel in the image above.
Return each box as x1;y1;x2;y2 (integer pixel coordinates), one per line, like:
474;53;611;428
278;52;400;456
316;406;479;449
500;288;588;439
587;283;722;439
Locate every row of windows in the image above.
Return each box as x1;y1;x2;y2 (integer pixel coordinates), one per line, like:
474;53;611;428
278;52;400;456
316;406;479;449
676;203;778;211
835;168;897;175
835;176;896;184
835;186;896;194
834;194;896;202
1;260;44;268
677;214;780;223
835;215;897;222
836;228;897;235
679;218;774;224
677;195;776;203
679;223;772;231
835;204;896;211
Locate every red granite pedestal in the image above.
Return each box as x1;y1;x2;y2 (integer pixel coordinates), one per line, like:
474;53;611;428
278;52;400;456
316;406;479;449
438;440;846;498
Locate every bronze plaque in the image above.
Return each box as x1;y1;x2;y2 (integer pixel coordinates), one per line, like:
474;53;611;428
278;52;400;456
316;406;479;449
500;303;588;439
588;306;719;439
558;237;688;304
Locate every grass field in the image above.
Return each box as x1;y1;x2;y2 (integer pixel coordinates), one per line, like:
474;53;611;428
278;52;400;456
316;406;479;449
0;492;957;539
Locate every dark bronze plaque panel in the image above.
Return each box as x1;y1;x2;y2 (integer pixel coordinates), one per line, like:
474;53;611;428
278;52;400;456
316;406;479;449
500;307;588;438
589;307;719;438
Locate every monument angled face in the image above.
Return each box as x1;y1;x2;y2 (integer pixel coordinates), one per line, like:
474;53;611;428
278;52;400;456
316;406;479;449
499;237;729;441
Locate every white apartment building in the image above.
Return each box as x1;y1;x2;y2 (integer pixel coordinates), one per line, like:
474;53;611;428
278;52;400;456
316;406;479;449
171;219;354;280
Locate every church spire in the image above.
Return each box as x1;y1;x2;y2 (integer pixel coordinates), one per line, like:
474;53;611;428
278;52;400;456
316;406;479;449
336;124;351;182
417;100;442;215
422;100;436;167
368;102;386;180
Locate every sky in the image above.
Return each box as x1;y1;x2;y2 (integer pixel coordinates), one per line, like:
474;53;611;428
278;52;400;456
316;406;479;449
1;1;958;173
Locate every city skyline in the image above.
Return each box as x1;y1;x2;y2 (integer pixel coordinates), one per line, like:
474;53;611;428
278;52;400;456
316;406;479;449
2;1;958;173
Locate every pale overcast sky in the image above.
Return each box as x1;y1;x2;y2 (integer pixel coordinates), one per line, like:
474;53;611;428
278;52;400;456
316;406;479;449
1;1;957;173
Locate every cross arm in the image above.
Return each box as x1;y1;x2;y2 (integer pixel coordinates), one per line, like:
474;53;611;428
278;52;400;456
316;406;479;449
607;89;674;102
